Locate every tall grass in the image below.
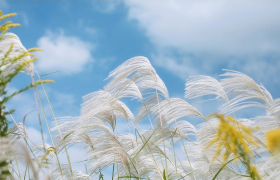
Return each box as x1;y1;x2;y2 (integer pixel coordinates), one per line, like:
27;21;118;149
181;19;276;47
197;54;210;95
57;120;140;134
1;10;280;180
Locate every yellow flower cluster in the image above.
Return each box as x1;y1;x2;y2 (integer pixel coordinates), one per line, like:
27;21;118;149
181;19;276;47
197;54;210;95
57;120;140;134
0;10;20;39
266;128;280;154
250;165;261;180
1;11;54;88
205;114;259;163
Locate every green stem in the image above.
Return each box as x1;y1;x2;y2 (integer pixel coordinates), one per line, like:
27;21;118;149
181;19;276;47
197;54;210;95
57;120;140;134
34;68;74;179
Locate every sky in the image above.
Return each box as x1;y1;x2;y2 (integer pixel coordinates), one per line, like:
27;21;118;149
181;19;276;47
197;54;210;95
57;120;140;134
1;0;280;178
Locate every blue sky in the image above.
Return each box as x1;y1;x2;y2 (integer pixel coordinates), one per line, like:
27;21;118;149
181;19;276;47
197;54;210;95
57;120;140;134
1;0;280;178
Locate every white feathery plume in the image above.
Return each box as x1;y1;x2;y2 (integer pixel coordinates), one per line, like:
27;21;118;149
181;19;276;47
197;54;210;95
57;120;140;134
51;117;132;175
81;90;134;130
272;98;280;115
0;32;34;76
195;117;220;155
182;141;240;180
150;98;204;126
257;155;280;180
9;122;28;140
116;143;187;180
0;138;38;179
31;143;57;164
51;117;110;152
233;118;267;155
51;116;80;151
132;73;168;98
170;120;197;143
52;117;133;176
137;122;195;149
252;116;279;144
221;94;269;115
113;134;161;179
256;115;280;180
45;164;93;180
106;56;169;99
72;170;94;180
134;95;163;125
13;140;39;179
194;116;261;158
85;131;131;175
220;70;275;115
40;56;280;179
104;78;143;101
185;75;229;101
112;130;185;179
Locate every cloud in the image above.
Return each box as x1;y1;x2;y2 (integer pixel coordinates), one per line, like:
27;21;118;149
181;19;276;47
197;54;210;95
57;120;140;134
92;0;121;13
125;1;280;56
26;126;48;145
35;30;93;75
124;1;280;83
152;54;200;79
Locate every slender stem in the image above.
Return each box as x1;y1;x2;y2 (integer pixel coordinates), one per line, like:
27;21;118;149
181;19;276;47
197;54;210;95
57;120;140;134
112;164;115;180
35;86;63;178
14;156;22;180
34;68;74;179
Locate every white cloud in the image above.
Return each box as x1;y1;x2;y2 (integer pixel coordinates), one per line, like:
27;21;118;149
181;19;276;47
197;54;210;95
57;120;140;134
152;54;200;79
26;126;48;145
124;1;280;82
35;31;93;75
125;1;280;56
92;0;121;13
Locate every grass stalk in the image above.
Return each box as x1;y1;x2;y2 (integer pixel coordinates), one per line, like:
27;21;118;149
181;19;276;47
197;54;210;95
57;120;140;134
35;86;64;178
14;155;22;180
34;68;74;179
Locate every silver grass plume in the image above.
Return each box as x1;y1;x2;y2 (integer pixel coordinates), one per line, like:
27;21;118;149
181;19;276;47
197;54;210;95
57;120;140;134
81;90;134;130
182;141;241;180
9;122;28;141
0;137;39;179
51;117;132;175
104;78;143;101
220;70;276;115
0;33;34;76
84;126;131;175
44;164;94;180
185;75;228;102
105;56;169;99
134;95;164;125
149;98;204;126
31;143;58;165
49;56;280;179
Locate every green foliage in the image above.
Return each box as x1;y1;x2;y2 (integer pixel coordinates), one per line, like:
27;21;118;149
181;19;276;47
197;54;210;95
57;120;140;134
0;10;54;178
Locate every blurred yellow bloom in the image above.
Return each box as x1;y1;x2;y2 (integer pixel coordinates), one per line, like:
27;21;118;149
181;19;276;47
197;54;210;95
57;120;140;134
266;128;280;153
205;114;258;163
251;165;261;180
